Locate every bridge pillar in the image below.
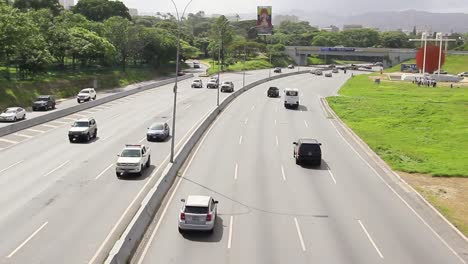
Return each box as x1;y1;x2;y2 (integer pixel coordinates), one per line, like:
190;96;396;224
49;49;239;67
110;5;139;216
298;54;307;66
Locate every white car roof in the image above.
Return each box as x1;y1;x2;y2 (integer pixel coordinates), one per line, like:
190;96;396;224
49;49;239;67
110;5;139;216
6;107;21;111
124;144;145;150
284;88;299;92
186;195;211;207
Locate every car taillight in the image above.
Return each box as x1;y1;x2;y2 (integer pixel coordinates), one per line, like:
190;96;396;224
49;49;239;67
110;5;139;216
180;213;185;220
206;213;212;221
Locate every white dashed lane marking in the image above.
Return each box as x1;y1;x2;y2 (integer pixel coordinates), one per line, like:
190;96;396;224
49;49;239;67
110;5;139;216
0;138;18;144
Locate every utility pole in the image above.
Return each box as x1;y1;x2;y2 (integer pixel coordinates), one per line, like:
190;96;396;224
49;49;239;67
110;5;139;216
169;0;193;163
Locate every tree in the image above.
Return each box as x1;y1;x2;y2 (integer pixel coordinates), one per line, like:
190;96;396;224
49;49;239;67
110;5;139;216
380;31;411;48
69;27;116;67
13;0;63;15
340;29;380;47
311;31;342;46
72;0;131;22
140;27;176;68
104;16;131;70
210;15;234;69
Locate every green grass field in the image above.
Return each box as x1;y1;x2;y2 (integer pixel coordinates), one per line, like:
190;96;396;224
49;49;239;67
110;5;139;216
0;66;172;111
201;58;273;75
385;54;468;74
327;75;468;177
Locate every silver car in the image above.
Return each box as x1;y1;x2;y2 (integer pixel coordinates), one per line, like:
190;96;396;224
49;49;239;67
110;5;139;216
146;122;170;141
0;107;26;122
178;195;218;233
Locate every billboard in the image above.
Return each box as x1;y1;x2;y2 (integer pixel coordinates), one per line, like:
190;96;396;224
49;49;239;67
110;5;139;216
257;6;272;35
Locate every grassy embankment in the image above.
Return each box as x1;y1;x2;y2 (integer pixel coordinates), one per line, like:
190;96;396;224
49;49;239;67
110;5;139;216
0;65;175;111
385;54;468;74
327;75;468;235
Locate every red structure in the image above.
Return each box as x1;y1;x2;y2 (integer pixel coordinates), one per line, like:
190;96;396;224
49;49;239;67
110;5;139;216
415;45;445;73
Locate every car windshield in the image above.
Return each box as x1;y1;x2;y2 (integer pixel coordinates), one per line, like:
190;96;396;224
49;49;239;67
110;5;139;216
5;109;17;113
269;87;278;91
80;90;89;93
36;97;49;101
286;91;298;96
73;121;89;127
150;124;164;130
121;149;141;157
193;80;201;82
185;206;208;214
299;144;321;153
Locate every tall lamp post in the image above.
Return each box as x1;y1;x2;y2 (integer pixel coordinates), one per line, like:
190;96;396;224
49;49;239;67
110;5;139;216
170;0;193;163
216;20;229;106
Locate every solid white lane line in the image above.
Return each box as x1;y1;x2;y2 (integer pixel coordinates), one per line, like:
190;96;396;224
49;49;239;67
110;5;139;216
183;104;192;110
7;221;48;258
0;138;18;144
244;118;248;125
26;128;45;133
239;136;243;145
234;163;238;180
304;120;309;128
281;165;287;181
14;133;32;139
136;110;219;264
72;114;87;118
329;119;466;264
91;109;213;264
0;160;24;174
276;136;279;147
358;220;384;259
82;110;97;114
228;216;234;249
95;164;114;180
43;160;69;177
40;124;58;128
328;170;337;184
62;117;76;121
294;217;306;251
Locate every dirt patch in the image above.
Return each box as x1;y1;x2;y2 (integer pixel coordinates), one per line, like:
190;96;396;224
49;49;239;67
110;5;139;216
398;171;468;236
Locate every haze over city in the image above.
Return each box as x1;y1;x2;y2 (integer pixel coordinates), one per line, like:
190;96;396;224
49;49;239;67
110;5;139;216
122;0;468;15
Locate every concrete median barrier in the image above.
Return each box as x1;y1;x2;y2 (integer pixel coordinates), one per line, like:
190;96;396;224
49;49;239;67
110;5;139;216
0;74;194;138
103;70;310;264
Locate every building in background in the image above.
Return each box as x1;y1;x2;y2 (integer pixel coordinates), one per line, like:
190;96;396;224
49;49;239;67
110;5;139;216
274;14;299;25
343;24;363;31
129;8;138;17
321;25;339;32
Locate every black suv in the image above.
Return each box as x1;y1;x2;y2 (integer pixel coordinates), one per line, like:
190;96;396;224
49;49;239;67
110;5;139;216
274;67;282;73
293;139;322;166
267;87;279;97
32;95;55;111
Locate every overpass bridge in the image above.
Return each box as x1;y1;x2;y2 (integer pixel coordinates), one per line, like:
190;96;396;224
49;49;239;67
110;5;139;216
285;46;418;68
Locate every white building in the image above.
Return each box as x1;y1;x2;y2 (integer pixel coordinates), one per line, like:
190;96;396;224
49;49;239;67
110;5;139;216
59;0;74;10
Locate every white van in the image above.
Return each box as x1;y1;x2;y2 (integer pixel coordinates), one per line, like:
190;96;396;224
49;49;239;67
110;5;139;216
284;88;299;109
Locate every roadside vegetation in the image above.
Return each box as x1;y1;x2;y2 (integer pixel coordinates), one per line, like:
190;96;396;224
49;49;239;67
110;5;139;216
327;75;468;177
328;75;468;236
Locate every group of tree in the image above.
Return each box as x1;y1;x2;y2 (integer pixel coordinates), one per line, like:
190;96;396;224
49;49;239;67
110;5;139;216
1;0;466;80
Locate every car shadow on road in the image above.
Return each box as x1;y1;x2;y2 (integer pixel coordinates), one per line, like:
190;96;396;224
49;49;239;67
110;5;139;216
181;216;224;242
299;159;329;171
118;164;156;181
69;136;100;144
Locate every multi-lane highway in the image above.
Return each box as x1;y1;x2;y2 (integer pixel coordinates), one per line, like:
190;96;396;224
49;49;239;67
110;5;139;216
133;73;467;263
0;66;305;263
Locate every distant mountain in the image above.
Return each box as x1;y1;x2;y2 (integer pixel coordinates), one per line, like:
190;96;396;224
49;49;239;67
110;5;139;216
344;10;468;33
268;9;468;33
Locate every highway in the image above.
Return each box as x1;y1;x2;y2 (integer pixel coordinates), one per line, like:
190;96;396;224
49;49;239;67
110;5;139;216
0;66;305;263
134;73;467;264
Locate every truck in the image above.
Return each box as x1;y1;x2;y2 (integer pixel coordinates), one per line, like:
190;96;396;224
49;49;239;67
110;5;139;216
116;144;151;177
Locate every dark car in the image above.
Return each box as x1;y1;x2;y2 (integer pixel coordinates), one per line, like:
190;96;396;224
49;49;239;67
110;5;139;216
293;139;322;166
147;122;170;141
274;67;282;73
267;87;279;97
177;71;185;76
32;95;55;111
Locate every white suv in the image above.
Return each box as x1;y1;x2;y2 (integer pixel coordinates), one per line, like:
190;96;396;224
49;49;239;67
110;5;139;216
116;144;151;177
284;88;299;109
77;88;97;103
178;195;218;233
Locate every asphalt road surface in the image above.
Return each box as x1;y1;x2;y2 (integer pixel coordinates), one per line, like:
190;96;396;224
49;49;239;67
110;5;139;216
0;66;308;264
134;73;467;264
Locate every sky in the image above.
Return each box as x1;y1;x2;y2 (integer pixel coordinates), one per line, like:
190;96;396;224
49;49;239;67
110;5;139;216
122;0;468;16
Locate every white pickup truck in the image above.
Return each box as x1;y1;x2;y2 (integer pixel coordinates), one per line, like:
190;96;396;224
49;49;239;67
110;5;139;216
116;144;151;177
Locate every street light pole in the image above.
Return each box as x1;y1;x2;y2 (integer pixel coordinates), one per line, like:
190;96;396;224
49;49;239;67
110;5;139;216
169;0;193;163
217;44;221;106
243;44;246;87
